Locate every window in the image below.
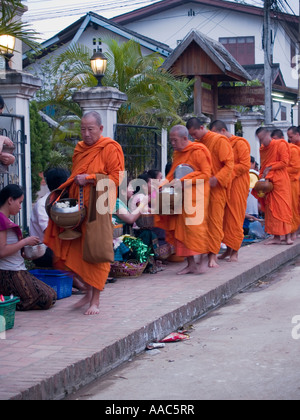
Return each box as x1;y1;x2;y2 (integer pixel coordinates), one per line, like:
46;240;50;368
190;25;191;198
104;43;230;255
219;36;255;65
281;105;287;121
93;38;102;53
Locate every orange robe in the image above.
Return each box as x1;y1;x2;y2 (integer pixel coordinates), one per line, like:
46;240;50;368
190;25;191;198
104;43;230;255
253;139;292;236
287;142;300;233
222;136;250;251
44;136;124;290
295;143;300;216
155;141;212;255
195;131;234;254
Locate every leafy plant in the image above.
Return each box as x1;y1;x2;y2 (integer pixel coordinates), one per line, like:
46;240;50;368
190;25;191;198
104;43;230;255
0;0;40;52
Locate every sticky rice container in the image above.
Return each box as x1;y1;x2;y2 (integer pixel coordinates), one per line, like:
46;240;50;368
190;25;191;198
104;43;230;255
23;243;47;259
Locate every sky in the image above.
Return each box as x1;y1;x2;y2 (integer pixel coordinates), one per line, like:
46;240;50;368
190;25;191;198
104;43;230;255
22;0;299;42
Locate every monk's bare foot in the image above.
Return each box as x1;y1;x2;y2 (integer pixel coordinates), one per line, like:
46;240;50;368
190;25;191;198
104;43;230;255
84;304;100;315
208;253;219;268
218;249;231;260
291;232;297;241
264;236;281;245
197;255;208;274
228;251;238;262
177;265;198;275
73;291;92;309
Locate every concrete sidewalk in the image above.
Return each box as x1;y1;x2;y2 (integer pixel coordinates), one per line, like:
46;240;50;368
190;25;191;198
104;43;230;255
0;238;300;400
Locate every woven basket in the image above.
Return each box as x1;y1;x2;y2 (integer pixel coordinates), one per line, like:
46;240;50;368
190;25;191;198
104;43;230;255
113;224;124;238
109;260;147;278
0;297;20;333
135;214;154;228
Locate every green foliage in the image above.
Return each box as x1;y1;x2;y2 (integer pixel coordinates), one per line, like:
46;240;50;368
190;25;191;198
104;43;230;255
32;40;192;129
29;101;52;201
0;0;40;52
103;38;193;127
29;39;193;176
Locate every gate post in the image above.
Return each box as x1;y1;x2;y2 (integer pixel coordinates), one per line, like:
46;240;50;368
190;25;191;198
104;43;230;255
238;111;264;164
72;87;127;139
161;128;168;177
0;71;41;229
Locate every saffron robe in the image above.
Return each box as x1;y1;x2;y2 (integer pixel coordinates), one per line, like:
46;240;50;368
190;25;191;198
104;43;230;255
155;141;212;255
253;139;292;236
222;136;250;251
44;136;124;290
287;142;300;233
294;143;300;217
195;131;234;254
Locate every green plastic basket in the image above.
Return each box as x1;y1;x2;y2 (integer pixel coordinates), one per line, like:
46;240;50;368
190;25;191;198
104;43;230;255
0;296;20;333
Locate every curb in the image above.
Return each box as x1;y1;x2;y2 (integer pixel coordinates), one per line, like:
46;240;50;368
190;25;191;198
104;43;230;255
6;241;300;400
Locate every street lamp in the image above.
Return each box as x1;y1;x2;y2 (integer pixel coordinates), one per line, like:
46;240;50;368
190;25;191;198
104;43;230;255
90;49;107;86
0;35;16;71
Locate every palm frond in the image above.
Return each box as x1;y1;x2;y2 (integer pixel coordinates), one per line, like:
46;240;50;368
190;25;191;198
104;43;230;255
0;1;40;51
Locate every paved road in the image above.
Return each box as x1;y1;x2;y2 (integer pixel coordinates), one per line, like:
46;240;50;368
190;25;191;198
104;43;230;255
66;256;300;401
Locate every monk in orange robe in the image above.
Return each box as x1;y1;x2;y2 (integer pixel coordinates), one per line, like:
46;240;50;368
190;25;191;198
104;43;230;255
210;120;250;262
287;125;300;236
272;129;300;240
155;125;212;275
44;111;124;315
253;127;292;245
186;117;234;268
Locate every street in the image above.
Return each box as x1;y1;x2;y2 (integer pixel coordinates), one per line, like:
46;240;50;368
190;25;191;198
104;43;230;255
66;255;300;401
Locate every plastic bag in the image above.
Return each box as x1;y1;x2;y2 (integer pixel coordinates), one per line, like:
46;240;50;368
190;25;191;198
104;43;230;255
248;220;266;239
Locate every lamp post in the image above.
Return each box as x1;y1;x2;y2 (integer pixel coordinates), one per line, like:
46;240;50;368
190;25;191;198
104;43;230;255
0;35;16;71
90;49;107;86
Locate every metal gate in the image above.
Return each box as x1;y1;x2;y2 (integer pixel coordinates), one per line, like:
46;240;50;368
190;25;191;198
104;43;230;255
114;124;161;179
0;113;27;230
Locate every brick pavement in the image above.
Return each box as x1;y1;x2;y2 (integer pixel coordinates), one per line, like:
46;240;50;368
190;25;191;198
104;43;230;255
0;238;299;400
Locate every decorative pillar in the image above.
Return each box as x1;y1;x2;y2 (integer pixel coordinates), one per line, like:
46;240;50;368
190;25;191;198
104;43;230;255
216;108;240;134
0;71;42;229
238;111;264;163
72;86;128;139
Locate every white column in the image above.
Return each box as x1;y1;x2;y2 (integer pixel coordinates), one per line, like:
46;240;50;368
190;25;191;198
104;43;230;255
161;128;168;177
72;87;128;139
238;112;264;163
216;108;240;134
0;71;42;228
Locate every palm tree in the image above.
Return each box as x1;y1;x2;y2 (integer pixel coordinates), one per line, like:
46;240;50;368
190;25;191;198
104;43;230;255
104;38;192;127
0;0;40;51
31;38;193;171
37;39;193;129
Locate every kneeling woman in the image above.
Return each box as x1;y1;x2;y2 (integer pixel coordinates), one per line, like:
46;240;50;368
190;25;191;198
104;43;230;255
0;184;56;310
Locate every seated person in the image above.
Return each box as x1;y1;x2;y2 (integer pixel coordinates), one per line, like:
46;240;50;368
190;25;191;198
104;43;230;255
147;169;173;261
30;167;70;268
0;135;15;171
0;184;56;311
113;181;148;232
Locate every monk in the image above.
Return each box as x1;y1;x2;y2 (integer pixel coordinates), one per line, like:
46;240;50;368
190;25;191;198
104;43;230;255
154;125;212;275
186;117;234;267
44;111;124;315
287;126;300;238
254;127;292;245
210;120;250;262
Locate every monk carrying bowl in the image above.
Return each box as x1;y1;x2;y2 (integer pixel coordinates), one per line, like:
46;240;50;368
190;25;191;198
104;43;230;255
253;178;273;198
